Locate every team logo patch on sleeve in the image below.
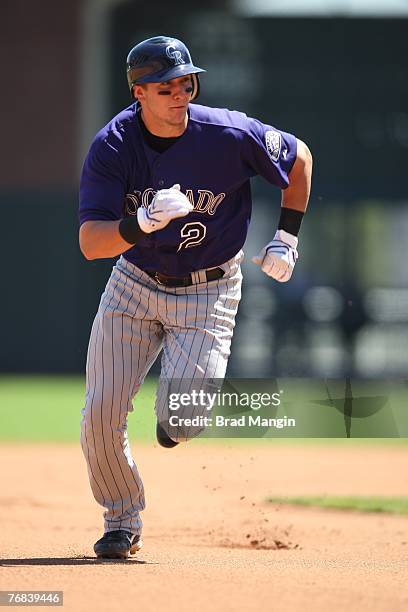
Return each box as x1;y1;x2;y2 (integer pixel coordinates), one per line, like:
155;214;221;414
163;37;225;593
265;130;282;162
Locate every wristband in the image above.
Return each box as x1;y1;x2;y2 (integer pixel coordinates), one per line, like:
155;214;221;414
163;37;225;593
278;207;304;236
118;215;147;245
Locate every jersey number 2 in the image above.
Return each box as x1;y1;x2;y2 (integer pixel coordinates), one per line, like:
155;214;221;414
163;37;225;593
177;222;207;252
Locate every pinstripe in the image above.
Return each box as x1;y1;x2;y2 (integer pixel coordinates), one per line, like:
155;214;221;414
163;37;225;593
86;320;104;498
209;272;232;378
174;291;179;327
169;285;190;378
133;283;147;386
202;281;221;380
126;266;151;406
155;275;160;323
89;320;111;503
81;317;105;504
120;274;134;411
100;276;124;515
109;275;128;523
145;320;153;371
178;280;199;379
82;267;148;533
202;276;223;380
128;269;143;400
165;289;169;325
164;289;182;368
184;284;188;329
81;253;242;534
91;312;116;504
136;281;152;377
128;275;137;399
210;275;233;379
155;261;241;432
89;281;118;508
185;281;210;378
182;280;200;439
204;255;239;378
87;323;107;503
117;283;147;535
165;314;180;369
109;274;136;524
134;270;163;379
110;285;144;525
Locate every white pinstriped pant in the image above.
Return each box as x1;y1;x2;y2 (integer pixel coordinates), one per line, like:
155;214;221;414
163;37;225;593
80;252;243;535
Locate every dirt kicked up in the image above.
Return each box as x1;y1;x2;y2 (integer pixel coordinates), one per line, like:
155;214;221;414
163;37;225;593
0;443;407;612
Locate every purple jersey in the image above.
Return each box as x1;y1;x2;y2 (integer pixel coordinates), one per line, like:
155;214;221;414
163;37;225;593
79;103;297;275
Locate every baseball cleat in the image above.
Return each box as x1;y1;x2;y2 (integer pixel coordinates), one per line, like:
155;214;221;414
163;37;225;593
94;530;143;559
156;422;179;448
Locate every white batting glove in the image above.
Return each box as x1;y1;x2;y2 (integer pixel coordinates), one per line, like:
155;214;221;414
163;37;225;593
137;184;193;233
252;229;299;282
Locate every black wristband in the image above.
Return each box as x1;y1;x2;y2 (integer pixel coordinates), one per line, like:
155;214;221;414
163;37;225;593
278;207;304;236
119;215;147;245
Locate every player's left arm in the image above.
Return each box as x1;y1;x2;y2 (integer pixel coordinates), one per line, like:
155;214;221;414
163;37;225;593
281;138;313;214
252;138;313;282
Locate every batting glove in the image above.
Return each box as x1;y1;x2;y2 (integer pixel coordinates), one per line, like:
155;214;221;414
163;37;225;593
252;229;299;282
137;184;193;233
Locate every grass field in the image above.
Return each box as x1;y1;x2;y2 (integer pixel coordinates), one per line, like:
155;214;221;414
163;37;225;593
268;496;408;515
0;376;156;442
0;375;407;443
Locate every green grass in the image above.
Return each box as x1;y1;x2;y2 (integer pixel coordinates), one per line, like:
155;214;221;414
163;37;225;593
0;375;157;442
268;495;408;515
1;376;408;444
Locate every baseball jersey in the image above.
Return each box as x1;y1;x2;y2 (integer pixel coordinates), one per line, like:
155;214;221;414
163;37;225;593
79;102;297;276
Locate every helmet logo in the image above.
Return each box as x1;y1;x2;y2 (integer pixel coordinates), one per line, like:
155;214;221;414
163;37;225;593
165;45;185;66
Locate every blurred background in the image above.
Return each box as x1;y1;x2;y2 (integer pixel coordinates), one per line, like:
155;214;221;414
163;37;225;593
1;0;408;380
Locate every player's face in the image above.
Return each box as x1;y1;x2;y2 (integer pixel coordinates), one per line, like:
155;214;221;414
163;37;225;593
135;76;194;136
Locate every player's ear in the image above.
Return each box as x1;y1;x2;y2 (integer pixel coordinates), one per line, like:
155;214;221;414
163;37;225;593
133;84;146;101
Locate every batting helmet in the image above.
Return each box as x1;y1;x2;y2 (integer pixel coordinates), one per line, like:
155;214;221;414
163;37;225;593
126;36;206;100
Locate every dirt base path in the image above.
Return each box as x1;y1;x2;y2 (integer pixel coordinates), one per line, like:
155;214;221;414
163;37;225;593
1;443;407;611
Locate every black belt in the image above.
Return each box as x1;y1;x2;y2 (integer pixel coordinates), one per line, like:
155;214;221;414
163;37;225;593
146;267;224;287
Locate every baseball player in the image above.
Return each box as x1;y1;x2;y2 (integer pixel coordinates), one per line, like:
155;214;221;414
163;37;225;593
79;35;312;559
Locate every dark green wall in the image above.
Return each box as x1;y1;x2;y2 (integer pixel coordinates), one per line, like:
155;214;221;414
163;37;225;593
110;15;408;199
0;189;113;372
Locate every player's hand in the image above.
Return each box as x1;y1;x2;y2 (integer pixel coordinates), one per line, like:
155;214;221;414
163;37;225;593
137;184;193;233
251;229;298;282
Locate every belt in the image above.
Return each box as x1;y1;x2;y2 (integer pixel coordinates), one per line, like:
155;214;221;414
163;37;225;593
146;267;224;287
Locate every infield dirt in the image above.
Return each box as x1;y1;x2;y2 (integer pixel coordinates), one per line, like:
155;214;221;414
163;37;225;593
0;443;407;611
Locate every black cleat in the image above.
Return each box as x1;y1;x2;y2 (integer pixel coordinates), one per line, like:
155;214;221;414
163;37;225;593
156;422;179;448
94;530;143;559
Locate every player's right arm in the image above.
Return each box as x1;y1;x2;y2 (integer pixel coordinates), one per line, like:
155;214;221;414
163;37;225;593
79;184;193;260
79;122;192;259
79;220;131;260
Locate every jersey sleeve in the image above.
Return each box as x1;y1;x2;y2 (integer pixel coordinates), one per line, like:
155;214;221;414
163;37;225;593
241;116;298;189
79;129;128;225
